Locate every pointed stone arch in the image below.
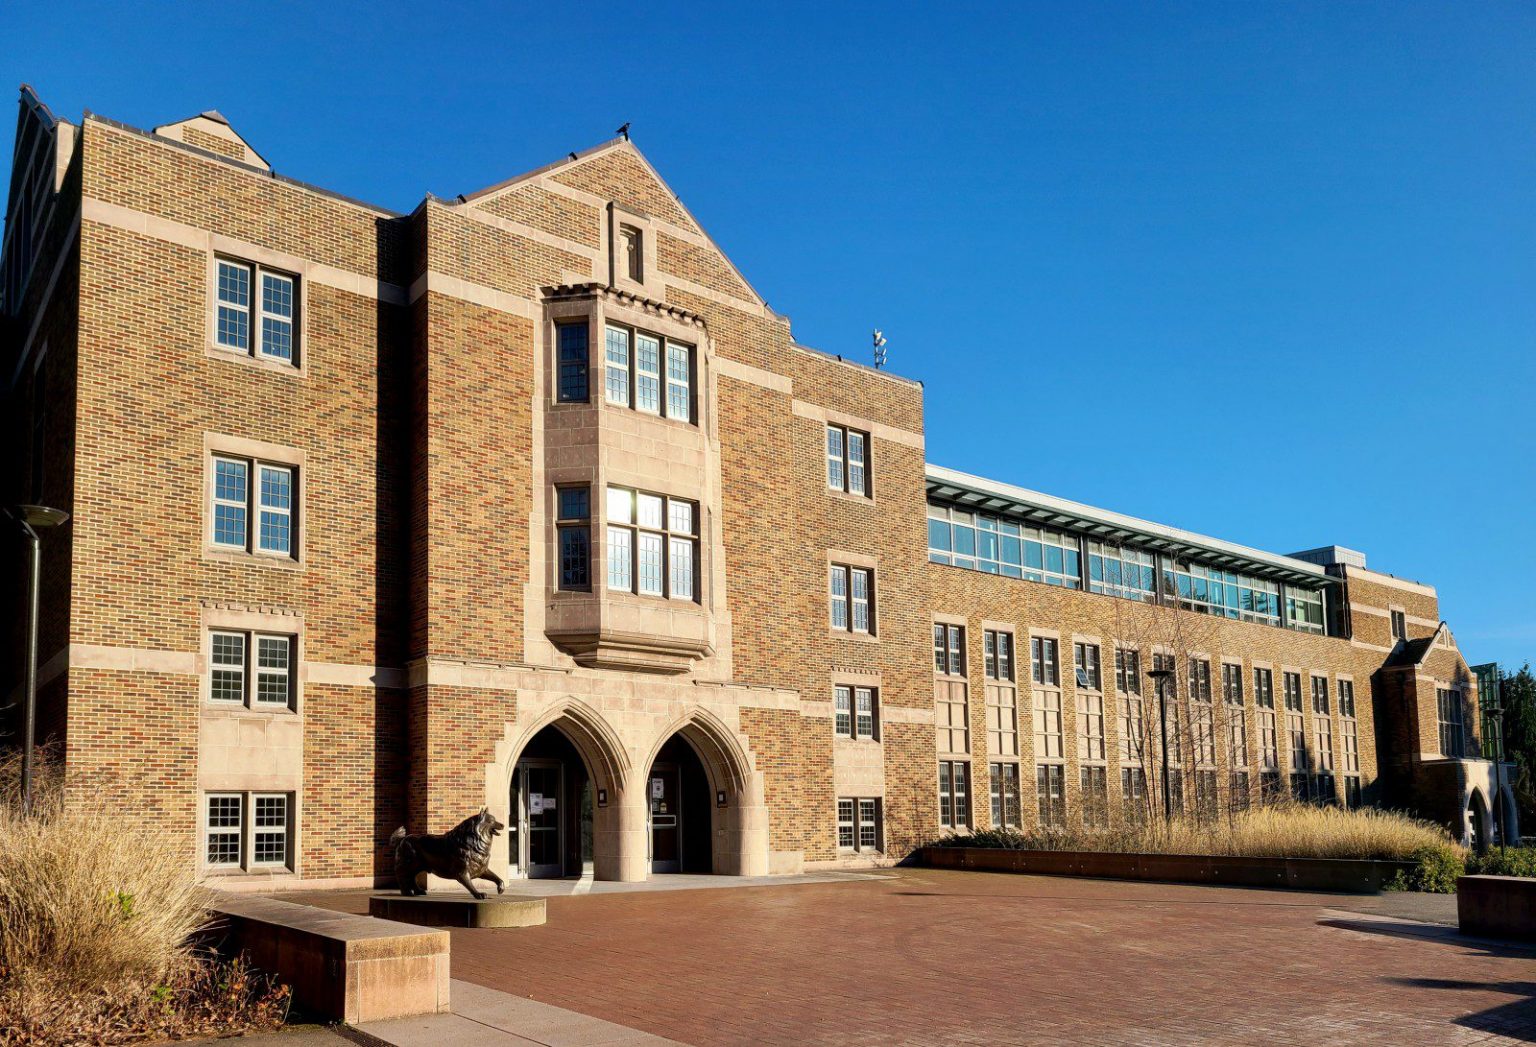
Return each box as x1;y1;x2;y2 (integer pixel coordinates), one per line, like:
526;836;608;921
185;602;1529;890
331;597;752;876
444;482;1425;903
642;706;755;797
498;694;631;795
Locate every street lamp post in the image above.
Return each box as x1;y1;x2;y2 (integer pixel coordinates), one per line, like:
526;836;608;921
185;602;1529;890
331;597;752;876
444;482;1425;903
7;504;70;816
1148;667;1174;822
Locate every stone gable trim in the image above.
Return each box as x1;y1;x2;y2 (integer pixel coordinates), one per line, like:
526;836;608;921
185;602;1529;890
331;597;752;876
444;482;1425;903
82;197;407;304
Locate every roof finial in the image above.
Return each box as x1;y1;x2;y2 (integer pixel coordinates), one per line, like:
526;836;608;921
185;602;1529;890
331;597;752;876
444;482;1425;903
616;122;631;141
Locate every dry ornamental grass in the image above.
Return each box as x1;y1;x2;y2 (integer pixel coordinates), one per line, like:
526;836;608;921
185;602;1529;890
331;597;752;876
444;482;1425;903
0;749;289;1044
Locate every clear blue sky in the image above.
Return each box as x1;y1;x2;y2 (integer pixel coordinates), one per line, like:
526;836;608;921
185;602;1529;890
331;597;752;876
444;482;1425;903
5;2;1532;668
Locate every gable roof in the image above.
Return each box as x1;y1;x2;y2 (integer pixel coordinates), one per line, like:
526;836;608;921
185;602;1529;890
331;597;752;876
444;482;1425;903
1381;622;1452;670
151;110;270;171
454;138;769;310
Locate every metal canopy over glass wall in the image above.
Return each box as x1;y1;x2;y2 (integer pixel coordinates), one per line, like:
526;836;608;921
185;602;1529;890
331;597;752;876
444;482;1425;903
925;472;1336;637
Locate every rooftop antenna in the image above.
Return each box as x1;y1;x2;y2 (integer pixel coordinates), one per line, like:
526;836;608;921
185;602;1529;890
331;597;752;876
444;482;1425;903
872;328;889;369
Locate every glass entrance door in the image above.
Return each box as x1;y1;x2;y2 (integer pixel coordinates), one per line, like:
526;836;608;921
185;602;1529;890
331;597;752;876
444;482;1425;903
649;763;682;873
516;761;564;878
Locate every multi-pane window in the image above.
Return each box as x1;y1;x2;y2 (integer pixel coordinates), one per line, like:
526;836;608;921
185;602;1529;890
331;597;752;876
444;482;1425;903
1339;680;1360;776
1119;687;1146;765
830;564;875;634
934;623;965;675
834;685;878;740
212;456;296;558
1391;609;1407;642
935;624;969;754
1194;770;1219;820
1229;770;1251;812
1073;643;1101;691
1115;648;1142;697
1078;692;1105;763
1343;776;1362;809
1437;688;1464;758
1285;588;1326;634
1222;663;1243;706
607;487;698;601
556;323;589;402
556;486;591;591
1087;541;1157;602
989;763;1022;829
1284;672;1307;777
210;631;295;710
1165;560;1280;626
938;761;970;830
1190;659;1216;767
204;791;293;871
826;424;871;497
1031;637;1059;686
1254;668;1274;709
926;505;1081;587
1121;767;1147;822
837;798;882;851
984;631;1018;758
216;259;297;364
1036;764;1066;827
1080;766;1108;828
603;324;694;423
1312;676;1334;778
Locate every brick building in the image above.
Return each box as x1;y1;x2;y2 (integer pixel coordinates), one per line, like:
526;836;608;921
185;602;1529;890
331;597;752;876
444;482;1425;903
1;86;1515;888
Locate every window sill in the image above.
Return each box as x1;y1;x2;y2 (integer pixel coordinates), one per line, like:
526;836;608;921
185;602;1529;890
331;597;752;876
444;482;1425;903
829;629;879;644
205;343;306;378
203;548;305;572
825;486;876;507
203;701;300;717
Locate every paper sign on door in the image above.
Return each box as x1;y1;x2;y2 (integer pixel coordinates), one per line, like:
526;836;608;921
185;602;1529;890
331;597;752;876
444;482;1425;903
651;778;664;800
530;793;544;814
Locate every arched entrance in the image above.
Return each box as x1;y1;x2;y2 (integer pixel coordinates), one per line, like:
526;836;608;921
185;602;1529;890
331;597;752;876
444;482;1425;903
511;725;594;878
645;734;713;873
1468;789;1490;855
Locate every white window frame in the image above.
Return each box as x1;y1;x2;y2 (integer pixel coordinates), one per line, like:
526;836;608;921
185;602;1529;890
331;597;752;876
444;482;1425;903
939;760;970;830
605;486;698;601
207;629;296;711
826;423;871;497
204;792;244;869
837;797;882;852
203;791;294;873
215;258;298;365
210;454;298;560
830;564;874;635
603;322;694;423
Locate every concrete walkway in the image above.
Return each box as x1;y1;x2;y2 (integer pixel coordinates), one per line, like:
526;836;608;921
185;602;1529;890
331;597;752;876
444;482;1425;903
349;979;683;1046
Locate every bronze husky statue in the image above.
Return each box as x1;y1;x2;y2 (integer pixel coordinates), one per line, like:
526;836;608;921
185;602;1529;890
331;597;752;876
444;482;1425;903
389;807;506;899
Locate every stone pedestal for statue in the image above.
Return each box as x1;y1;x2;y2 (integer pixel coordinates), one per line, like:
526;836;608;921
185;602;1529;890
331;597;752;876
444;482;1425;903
368;893;546;929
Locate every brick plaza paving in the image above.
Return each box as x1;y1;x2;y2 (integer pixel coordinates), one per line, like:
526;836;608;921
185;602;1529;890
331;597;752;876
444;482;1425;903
295;869;1536;1045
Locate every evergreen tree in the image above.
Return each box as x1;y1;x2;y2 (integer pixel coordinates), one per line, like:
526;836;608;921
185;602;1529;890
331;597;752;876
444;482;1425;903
1501;664;1536;827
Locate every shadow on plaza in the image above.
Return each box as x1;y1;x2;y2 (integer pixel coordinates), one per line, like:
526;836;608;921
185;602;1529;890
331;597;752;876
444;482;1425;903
1322;917;1536;1042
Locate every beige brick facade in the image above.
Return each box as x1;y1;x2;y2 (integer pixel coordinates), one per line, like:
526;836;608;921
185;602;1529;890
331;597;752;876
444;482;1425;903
0;88;1509;890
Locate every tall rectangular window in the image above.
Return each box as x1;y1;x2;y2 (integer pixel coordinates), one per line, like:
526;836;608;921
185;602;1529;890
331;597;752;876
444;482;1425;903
211;455;297;559
1115;648;1141;696
1283;672;1307;782
1030;637;1059;686
205;793;243;867
826;424;871;497
1339;680;1360;776
939;761;969;830
834;685;852;738
666;342;692;421
556;323;589;402
556;486;591;590
1437;688;1464;758
989;762;1021;828
934;624;969;754
1081;765;1108;828
1312;677;1334;792
1073;642;1101;690
606;487;697;600
635;332;662;414
1391;609;1407;641
604;325;631;407
1036;763;1065;828
1121;767;1147;822
984;630;1017;758
216;259;297;364
832;565;874;634
1222;663;1243;706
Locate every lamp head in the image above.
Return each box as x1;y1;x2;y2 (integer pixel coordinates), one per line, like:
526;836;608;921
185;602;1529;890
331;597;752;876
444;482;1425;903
17;505;70;529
